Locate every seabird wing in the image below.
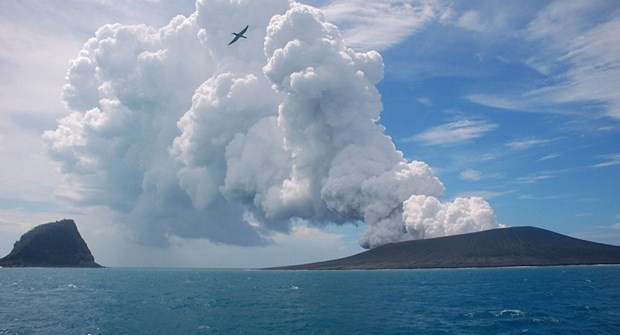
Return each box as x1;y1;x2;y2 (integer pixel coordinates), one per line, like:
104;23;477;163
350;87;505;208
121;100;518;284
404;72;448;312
228;34;241;45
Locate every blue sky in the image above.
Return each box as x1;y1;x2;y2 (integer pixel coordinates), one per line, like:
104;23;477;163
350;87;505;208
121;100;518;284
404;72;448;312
0;0;619;267
373;0;620;243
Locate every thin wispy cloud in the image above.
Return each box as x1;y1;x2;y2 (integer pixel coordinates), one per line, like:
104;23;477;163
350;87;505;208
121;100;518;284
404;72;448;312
526;12;620;119
465;94;576;115
456;190;515;200
456;10;486;32
416;97;433;106
539;153;561;161
467;1;620;120
405;119;498;146
510;165;577;185
459;169;482;181
518;193;574;201
505;137;559;151
592;153;620;168
515;174;555;184
320;0;444;50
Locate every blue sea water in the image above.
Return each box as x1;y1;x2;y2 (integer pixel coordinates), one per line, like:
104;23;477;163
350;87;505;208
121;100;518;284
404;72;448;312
1;266;619;334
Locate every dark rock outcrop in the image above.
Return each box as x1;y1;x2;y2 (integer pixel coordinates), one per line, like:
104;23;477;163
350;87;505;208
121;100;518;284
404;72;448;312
0;219;102;268
269;226;620;270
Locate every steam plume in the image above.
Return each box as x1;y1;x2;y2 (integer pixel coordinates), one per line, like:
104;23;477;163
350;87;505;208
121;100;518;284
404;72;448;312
44;0;499;248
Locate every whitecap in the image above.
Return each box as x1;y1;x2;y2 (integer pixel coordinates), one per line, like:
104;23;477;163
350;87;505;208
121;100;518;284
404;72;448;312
533;317;560;324
491;309;525;317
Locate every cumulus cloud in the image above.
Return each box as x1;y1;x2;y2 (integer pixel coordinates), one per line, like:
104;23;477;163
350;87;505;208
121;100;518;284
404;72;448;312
44;0;499;249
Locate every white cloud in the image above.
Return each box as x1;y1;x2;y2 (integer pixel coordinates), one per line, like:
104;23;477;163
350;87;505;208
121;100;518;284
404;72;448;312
539;153;561;161
43;0;495;252
459;169;482;181
515;174;555;184
457;10;486;32
456;190;515;200
469;1;620;120
505;137;559;150
401;195;499;239
320;0;444;50
592;153;620;168
465;94;547;113
416;97;433;106
406;119;498;146
0;0;197;256
518;193;573;201
0;1;194;117
524;0;601;42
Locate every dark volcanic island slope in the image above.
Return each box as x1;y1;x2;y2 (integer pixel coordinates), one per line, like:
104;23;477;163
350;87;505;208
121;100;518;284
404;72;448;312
270;226;620;270
0;219;102;268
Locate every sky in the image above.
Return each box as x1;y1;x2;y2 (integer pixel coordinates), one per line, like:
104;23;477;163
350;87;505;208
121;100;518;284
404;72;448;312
1;0;619;268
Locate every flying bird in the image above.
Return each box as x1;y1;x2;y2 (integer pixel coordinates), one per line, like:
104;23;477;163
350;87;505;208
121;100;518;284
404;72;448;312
228;25;249;45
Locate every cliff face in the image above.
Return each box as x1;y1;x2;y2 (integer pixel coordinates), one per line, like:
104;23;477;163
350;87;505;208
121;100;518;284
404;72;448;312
0;219;102;268
270;226;620;270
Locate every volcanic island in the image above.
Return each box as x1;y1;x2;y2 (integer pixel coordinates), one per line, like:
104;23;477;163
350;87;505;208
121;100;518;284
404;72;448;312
0;219;102;268
269;226;620;270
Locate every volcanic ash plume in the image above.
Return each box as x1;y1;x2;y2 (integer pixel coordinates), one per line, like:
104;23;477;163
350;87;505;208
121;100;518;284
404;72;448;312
44;0;499;248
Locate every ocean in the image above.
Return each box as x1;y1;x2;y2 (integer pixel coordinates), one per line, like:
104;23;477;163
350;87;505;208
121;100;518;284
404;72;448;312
1;266;619;334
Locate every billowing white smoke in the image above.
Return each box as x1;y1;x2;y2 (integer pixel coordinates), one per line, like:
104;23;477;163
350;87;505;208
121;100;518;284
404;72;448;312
402;196;498;239
44;0;500;248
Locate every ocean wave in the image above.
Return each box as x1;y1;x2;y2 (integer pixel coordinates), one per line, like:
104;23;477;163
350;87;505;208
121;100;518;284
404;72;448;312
491;309;526;317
